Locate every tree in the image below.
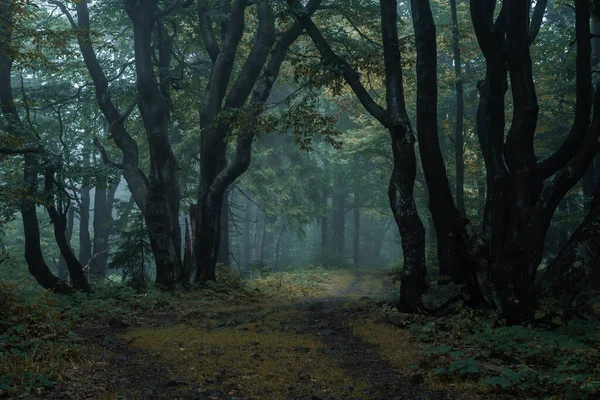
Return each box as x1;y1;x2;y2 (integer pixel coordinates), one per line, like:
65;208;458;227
52;0;185;286
0;0;87;292
192;0;322;282
291;0;427;311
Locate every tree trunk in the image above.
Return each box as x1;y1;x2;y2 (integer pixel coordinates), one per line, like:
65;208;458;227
67;0;183;287
260;214;270;262
57;206;74;281
124;0;184;286
449;0;465;216
321;183;329;261
44;168;90;291
90;176;117;280
194;0;316;281
20;156;69;292
79;150;92;269
353;193;360;268
290;0;428;311
539;180;600;313
388;125;427;312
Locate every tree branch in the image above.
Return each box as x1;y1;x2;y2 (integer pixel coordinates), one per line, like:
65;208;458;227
528;0;548;45
288;0;386;124
197;0;220;63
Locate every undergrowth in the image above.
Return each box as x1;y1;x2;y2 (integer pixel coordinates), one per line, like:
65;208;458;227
0;282;81;397
406;310;600;399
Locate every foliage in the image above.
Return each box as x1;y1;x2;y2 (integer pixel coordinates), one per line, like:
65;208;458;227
408;310;600;398
0;282;80;397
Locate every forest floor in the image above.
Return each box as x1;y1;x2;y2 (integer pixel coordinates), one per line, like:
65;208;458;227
38;269;459;400
3;267;600;399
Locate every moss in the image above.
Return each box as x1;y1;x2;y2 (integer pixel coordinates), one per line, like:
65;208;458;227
124;322;370;399
351;320;420;376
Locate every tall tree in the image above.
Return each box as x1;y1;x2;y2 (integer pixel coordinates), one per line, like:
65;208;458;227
79;149;91;268
52;0;185;286
449;0;465;216
193;0;322;282
291;0;427;311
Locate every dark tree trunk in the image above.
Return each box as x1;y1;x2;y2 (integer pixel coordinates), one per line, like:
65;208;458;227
20;156;68;292
57;206;74;281
63;0;183;287
583;165;596;210
411;0;464;285
274;226;285;271
182;218;192;283
539;180;600;313
321;185;329;260
449;0;465;216
0;0;68;292
79;150;92;268
353;193;360;268
467;0;600;321
194;0;319;281
90;177;117;280
44;167;90;291
124;0;183;286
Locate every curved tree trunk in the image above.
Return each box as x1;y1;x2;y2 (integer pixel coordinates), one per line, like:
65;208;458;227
44;168;90;291
57;206;74;281
59;0;184;287
194;0;318;281
0;0;69;292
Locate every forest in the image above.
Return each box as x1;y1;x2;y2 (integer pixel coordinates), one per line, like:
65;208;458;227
1;0;600;398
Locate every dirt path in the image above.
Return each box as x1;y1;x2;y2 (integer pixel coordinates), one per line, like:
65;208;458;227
45;270;443;400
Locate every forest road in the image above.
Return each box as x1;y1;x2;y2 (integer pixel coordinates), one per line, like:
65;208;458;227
45;270;456;400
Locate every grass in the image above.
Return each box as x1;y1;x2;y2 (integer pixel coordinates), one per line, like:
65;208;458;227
123;306;371;399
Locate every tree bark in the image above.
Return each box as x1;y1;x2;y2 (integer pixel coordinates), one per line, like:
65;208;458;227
79;150;92;268
218;191;230;265
449;0;465;216
57;206;74;281
124;0;183;286
539;180;600;314
332;172;346;257
90;176;118;280
44;167;90;291
243;195;252;272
